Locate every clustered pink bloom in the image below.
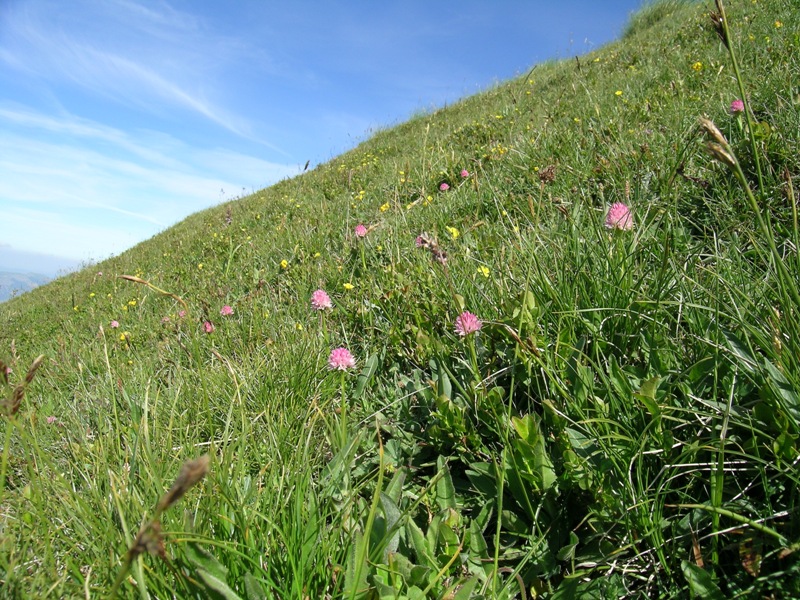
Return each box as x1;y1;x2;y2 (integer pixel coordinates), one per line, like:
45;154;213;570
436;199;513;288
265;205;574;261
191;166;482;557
439;182;450;191
311;289;333;310
178;310;187;319
220;305;234;316
604;202;633;231
454;311;483;337
354;224;368;238
161;316;170;324
46;416;57;424
460;169;470;178
328;347;356;371
203;321;215;333
730;99;745;114
415;235;425;248
110;320;120;328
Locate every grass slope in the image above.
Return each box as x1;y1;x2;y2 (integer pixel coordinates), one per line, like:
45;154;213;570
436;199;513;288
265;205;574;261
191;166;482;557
1;0;799;597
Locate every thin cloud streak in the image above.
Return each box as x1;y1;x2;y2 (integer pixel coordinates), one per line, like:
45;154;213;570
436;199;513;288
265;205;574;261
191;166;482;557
1;1;284;149
0;106;299;259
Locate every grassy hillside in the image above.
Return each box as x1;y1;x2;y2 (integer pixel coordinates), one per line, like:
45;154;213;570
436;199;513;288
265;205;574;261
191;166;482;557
2;0;799;597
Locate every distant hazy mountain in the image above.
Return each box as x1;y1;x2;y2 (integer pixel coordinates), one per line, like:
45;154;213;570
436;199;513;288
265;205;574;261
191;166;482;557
0;271;51;302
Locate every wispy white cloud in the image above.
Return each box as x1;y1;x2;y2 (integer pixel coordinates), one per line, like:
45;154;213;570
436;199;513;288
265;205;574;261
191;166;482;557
0;105;299;260
0;0;286;149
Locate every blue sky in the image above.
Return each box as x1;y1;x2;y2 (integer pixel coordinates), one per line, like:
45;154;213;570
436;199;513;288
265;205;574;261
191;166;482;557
0;0;643;276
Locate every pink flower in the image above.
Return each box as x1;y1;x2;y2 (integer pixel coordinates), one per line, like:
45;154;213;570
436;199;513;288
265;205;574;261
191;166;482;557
220;305;234;316
203;321;215;333
439;182;450;191
730;99;745;114
354;224;368;238
178;310;187;319
454;311;482;337
311;289;332;310
415;235;425;248
604;202;633;231
47;416;57;424
161;316;171;324
460;169;470;178
97;271;103;277
328;347;356;371
110;320;119;329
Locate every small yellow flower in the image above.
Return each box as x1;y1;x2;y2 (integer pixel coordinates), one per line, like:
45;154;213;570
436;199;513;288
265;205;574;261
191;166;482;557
73;305;79;312
615;90;623;96
107;293;112;299
89;292;95;298
380;202;390;212
343;282;354;290
198;263;204;270
774;20;783;28
477;266;490;278
314;252;321;258
295;323;303;331
692;61;703;71
128;300;136;307
280;259;289;270
376;245;383;252
446;226;460;240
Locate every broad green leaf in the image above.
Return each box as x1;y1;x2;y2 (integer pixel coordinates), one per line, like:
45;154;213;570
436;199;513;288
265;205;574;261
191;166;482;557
344;530;370;599
511;413;555;491
384;467;406;505
450;575;480;600
196;569;243;600
556;531;580;561
243;572;267;600
353;353;379;398
407;518;436;570
634;376;661;418
681;560;726;600
380;492;402;558
436;456;457;510
722;329;757;374
184;543;229;582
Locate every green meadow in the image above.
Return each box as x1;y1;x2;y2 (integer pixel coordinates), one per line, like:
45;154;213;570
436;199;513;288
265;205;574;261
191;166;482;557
2;0;799;597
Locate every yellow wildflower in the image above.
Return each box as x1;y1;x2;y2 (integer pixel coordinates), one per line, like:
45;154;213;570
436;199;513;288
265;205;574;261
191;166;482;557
477;266;490;278
692;61;703;71
380;202;390;212
446;226;460;240
343;282;354;290
280;259;289;270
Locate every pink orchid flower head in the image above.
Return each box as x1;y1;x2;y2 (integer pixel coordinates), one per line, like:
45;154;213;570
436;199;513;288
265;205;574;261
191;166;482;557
604;202;633;231
311;289;333;310
454;311;483;337
328;347;356;371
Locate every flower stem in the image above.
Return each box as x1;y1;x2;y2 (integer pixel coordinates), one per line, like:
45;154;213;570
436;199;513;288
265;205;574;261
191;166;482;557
715;0;764;190
339;371;348;449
